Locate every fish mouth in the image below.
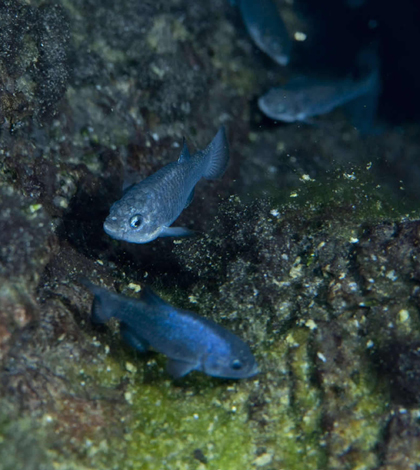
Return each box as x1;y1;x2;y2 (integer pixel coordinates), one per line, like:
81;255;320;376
274;53;290;67
257;96;281;121
103;220;162;244
258;97;295;122
103;220;124;240
249;363;260;377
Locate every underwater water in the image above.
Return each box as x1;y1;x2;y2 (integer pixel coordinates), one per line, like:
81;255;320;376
1;0;420;468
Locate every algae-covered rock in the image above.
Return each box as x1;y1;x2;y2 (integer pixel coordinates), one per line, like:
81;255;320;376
0;181;53;364
0;1;70;125
1;0;420;468
171;190;395;469
1;180;412;469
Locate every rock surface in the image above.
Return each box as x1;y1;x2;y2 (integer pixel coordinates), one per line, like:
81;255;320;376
1;0;420;469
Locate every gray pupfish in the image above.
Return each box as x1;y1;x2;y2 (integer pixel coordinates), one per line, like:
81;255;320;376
82;281;259;379
258;67;380;124
104;127;229;243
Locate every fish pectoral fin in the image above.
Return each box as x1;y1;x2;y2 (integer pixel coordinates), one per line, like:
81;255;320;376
120;323;149;353
160;226;196;238
184;188;195;208
166;359;197;379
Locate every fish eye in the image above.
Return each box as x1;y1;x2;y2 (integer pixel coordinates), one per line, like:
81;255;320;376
231;359;242;370
129;214;143;229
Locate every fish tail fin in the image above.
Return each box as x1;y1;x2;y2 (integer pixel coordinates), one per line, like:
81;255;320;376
79;277;114;324
202;126;230;180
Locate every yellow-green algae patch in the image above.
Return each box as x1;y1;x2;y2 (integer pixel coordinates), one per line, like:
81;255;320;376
323;356;389;470
56;345;259;469
253;328;326;470
46;329;322;469
39;311;388;470
125;379;257;469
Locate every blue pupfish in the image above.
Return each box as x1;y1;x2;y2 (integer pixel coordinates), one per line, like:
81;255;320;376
104;126;229;243
82;281;259;380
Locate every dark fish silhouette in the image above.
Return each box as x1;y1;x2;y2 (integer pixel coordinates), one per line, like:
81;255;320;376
235;0;291;66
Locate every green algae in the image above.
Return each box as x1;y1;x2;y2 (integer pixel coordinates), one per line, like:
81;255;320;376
0;413;53;470
254;328;325;470
42;343;257;470
268;164;417;225
69;326;384;470
71;338;258;469
40;317;387;470
0;230;396;470
126;381;256;469
1;0;419;468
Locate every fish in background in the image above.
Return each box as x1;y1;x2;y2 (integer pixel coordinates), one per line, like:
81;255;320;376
232;0;291;66
81;280;259;379
258;48;381;131
104;126;229;244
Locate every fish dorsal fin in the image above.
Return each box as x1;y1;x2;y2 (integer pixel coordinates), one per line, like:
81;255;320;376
178;138;191;163
139;286;168;307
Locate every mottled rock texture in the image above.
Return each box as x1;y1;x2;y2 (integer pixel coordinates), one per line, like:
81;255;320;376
1;0;420;469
